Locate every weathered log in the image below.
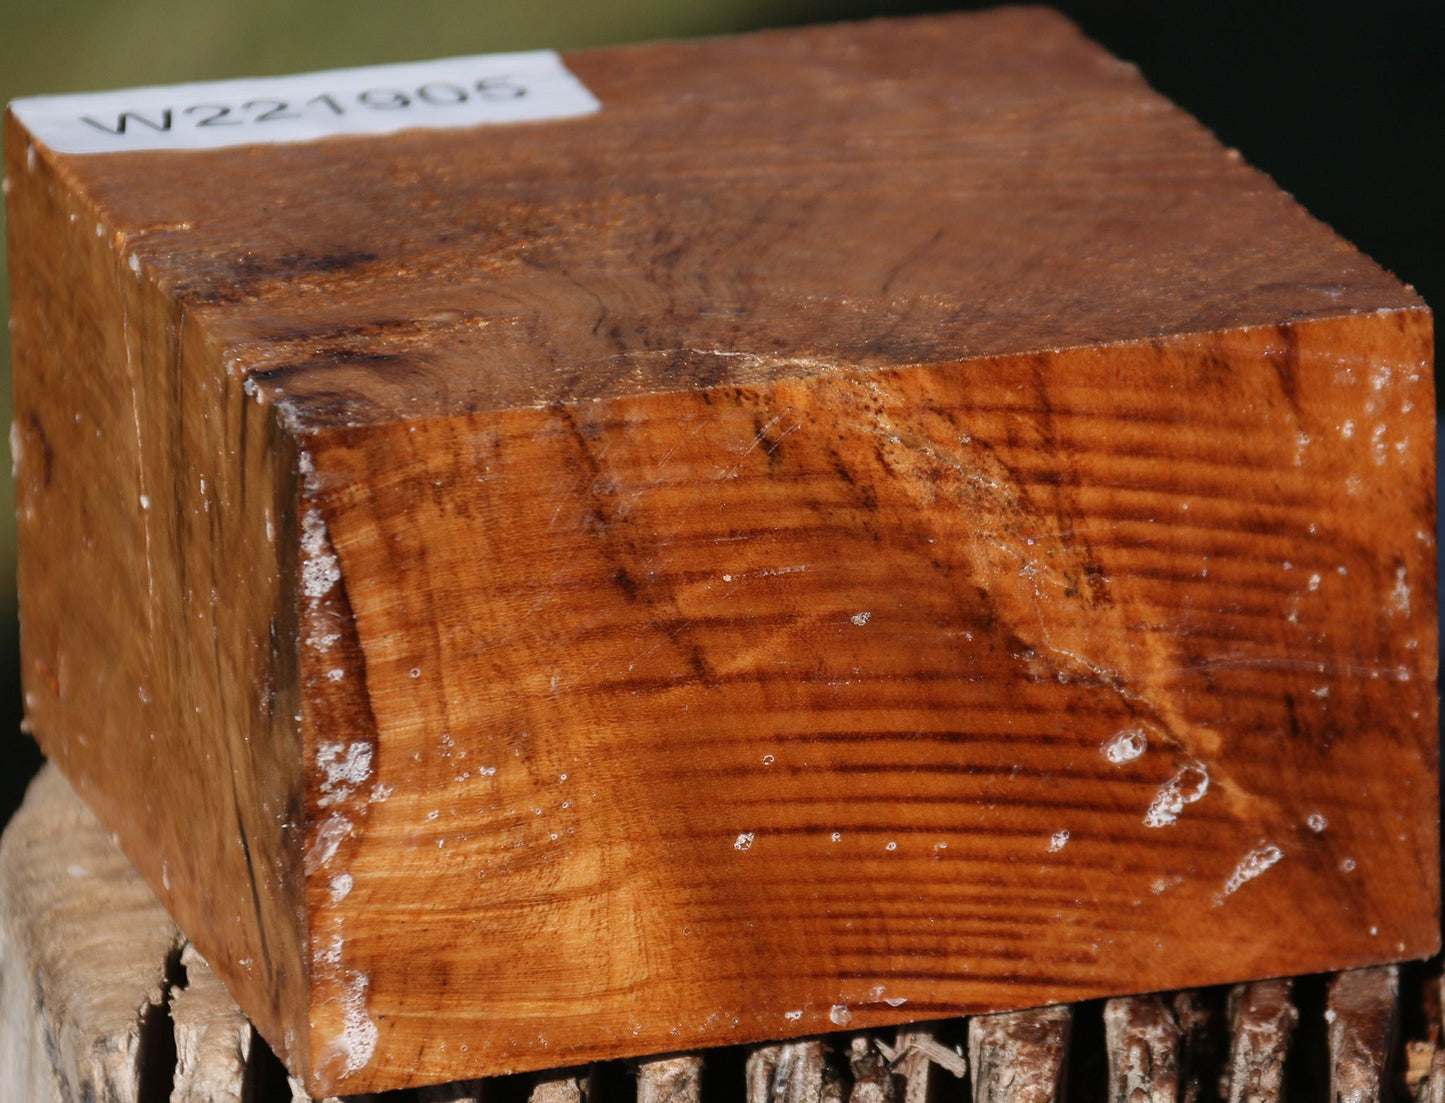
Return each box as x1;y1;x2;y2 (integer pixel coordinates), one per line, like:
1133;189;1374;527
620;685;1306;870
746;1041;833;1103
1417;1049;1445;1103
887;1025;959;1103
847;1036;894;1103
1326;967;1398;1103
0;765;184;1103
169;942;254;1103
0;766;245;1102
638;1054;704;1103
531;1070;592;1103
1223;980;1296;1103
4;7;1435;1095
1105;995;1184;1103
967;1006;1069;1103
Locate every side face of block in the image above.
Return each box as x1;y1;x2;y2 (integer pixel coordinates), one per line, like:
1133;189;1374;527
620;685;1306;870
5;10;1437;1095
3;115;311;1069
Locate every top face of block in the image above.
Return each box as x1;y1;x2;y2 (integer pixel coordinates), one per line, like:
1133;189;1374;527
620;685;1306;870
8;7;1421;429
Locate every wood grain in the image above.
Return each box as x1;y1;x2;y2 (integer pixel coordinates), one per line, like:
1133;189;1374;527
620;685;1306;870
4;8;1436;1095
8;764;1437;1103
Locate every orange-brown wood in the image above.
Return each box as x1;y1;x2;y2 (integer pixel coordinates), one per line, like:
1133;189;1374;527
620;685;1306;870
4;9;1436;1096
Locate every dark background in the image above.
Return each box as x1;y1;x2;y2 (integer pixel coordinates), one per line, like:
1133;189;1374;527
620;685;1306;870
2;0;1441;827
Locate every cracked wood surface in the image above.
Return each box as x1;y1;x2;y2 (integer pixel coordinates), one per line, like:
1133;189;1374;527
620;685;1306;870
4;7;1436;1096
171;943;255;1103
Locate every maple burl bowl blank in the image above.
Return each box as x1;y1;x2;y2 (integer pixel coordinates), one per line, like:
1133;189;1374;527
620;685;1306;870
4;8;1437;1097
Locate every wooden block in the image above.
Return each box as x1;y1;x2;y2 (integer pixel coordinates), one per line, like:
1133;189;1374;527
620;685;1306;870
3;8;1436;1096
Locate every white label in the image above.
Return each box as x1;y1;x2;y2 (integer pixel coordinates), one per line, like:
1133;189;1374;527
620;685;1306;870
10;50;600;156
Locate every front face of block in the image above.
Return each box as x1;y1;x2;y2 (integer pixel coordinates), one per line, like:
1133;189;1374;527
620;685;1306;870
5;10;1437;1096
289;317;1436;1088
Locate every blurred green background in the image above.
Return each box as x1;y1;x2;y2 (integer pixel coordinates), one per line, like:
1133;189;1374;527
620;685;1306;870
2;0;1441;825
